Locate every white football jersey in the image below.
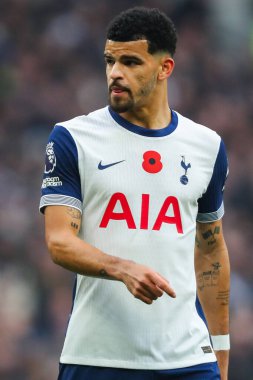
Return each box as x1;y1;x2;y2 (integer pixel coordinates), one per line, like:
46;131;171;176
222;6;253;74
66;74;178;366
40;107;228;370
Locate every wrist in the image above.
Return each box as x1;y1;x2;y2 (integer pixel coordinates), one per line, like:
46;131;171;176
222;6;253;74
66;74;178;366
116;259;135;283
105;257;134;282
96;254;128;281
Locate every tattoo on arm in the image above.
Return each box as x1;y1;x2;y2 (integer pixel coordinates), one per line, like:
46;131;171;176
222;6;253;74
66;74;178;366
195;235;201;248
67;208;81;231
197;262;221;291
216;290;230;305
99;269;109;277
67;207;81;220
201;226;220;246
71;222;79;230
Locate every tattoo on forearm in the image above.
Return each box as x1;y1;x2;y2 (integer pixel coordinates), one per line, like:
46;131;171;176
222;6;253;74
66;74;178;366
71;222;79;230
67;207;81;220
197;262;221;291
216;290;230;305
201;226;220;246
212;262;221;270
99;269;109;277
195;236;201;248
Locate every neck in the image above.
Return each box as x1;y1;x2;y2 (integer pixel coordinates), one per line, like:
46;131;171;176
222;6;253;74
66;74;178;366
119;87;171;130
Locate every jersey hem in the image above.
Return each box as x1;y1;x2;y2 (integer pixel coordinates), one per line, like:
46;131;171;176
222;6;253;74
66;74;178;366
59;354;217;370
39;194;83;214
196;202;224;223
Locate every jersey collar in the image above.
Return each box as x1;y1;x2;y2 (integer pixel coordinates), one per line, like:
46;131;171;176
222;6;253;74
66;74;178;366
108;106;178;137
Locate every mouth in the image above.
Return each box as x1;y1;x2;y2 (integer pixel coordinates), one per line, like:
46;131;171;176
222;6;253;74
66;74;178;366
112;88;125;94
110;85;129;96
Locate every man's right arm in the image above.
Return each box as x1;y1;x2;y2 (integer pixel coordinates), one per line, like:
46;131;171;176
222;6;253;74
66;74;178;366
44;205;176;304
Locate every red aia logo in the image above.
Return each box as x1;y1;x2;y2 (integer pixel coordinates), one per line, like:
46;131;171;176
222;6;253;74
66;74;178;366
99;193;183;233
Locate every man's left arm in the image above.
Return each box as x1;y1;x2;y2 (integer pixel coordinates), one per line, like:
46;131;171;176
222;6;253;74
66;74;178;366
195;219;230;380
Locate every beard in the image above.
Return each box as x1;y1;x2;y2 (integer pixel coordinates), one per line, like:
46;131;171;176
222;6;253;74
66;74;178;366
108;73;157;114
108;92;135;113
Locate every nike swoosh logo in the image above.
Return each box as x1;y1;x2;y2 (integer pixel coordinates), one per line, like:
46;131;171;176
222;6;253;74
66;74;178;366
98;160;125;170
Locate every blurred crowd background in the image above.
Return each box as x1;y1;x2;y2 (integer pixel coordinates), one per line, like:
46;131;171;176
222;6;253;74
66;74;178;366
0;0;252;379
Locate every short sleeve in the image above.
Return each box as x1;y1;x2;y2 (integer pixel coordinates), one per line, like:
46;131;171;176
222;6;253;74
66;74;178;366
197;139;228;223
39;125;82;214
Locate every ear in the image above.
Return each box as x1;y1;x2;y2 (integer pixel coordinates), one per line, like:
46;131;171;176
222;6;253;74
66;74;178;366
158;56;175;80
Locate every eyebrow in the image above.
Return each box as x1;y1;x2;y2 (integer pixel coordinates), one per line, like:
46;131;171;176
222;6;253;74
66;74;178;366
104;53;144;62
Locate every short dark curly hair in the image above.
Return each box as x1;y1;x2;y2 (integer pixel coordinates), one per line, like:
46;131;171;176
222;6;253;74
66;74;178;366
106;7;177;56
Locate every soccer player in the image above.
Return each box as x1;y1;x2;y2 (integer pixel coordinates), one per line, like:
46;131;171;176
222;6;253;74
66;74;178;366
40;7;230;380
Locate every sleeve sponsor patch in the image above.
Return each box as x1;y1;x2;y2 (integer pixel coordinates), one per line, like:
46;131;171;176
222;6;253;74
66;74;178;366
42;176;63;188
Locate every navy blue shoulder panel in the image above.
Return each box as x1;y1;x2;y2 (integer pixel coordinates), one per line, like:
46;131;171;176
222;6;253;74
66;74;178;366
198;139;228;214
41;125;82;202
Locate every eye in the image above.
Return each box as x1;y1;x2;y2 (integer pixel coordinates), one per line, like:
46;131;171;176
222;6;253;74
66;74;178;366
105;57;114;65
124;59;140;67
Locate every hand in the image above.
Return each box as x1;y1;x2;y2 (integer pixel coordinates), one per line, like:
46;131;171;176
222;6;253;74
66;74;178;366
120;261;176;304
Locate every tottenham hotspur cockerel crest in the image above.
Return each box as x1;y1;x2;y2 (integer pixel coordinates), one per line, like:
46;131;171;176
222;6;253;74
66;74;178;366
44;141;57;174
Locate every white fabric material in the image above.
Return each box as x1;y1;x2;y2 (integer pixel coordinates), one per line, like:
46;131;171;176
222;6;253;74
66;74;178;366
40;194;83;212
211;335;230;350
48;107;222;369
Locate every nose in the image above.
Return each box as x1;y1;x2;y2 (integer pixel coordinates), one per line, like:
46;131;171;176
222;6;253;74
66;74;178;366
109;62;124;80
